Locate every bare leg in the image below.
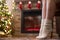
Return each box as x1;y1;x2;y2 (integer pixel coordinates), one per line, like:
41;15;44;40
42;0;46;19
46;0;56;20
44;0;56;32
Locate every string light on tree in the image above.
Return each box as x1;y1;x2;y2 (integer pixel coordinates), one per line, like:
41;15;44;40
12;0;15;9
0;25;1;27
6;26;9;29
1;18;4;22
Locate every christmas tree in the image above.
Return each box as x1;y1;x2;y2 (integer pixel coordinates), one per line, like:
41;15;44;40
0;0;13;35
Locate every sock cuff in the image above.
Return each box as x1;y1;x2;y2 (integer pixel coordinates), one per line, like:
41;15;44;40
44;19;52;24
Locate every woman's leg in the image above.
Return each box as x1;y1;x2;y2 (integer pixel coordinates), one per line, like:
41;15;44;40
46;0;56;19
36;0;56;38
42;0;56;38
42;0;46;19
36;0;47;38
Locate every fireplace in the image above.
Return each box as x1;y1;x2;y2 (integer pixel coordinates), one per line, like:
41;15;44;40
21;9;42;33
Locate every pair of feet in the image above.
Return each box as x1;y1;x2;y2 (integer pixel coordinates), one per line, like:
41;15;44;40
36;19;52;39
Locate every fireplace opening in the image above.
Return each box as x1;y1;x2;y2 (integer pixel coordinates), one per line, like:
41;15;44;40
21;9;42;33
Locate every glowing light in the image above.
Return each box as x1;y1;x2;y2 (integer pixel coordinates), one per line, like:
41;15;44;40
19;1;23;9
28;1;32;9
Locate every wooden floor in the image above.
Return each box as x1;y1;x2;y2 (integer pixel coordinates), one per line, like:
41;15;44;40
0;37;60;40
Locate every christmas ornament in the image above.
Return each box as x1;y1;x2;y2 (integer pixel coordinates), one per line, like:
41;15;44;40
28;1;32;9
36;1;41;9
19;1;23;9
